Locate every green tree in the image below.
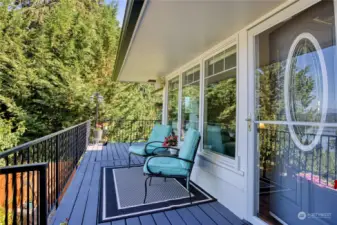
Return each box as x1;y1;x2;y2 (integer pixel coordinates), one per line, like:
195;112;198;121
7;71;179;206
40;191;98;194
0;0;161;150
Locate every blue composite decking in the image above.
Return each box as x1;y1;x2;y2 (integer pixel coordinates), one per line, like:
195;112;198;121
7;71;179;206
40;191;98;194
51;143;246;225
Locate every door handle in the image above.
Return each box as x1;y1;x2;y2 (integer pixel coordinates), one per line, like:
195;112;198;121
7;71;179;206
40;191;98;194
246;114;252;132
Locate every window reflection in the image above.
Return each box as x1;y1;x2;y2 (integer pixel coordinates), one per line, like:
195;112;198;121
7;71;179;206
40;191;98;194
203;45;237;158
181;66;200;141
168;77;179;135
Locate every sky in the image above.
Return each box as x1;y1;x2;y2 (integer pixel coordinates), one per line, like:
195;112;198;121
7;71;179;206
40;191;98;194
105;0;127;26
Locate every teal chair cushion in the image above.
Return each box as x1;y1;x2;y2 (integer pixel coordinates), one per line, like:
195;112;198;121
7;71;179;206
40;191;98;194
178;128;200;161
143;156;190;176
129;142;164;156
148;124;172;143
129;124;172;156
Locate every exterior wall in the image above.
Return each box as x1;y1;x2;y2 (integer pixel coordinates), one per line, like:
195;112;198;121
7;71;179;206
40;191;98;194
191;156;247;218
163;0;322;223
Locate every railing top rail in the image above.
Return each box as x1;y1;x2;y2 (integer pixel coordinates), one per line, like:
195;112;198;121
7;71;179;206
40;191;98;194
0;162;48;174
105;119;160;122
0;120;90;159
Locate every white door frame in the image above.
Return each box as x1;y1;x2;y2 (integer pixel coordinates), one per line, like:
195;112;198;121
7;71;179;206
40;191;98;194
246;0;322;224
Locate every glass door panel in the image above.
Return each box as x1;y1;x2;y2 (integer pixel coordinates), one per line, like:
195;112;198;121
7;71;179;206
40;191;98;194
254;1;337;224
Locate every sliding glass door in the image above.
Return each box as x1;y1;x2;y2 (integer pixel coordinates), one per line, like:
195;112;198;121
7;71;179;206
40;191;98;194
253;1;337;224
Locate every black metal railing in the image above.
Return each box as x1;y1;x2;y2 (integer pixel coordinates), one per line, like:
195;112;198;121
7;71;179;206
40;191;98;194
0;121;90;225
0;163;48;225
258;128;337;189
103;119;161;143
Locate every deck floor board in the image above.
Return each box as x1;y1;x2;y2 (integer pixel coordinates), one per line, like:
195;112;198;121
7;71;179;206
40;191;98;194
51;143;244;225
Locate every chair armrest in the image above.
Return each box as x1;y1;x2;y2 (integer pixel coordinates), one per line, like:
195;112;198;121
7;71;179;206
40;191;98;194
144;141;164;154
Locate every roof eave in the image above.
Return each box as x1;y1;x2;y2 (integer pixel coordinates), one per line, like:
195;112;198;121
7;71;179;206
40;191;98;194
112;0;145;81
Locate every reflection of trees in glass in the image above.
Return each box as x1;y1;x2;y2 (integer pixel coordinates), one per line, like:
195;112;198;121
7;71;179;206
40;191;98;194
168;89;179;124
257;58;335;181
182;85;199;115
206;78;236;131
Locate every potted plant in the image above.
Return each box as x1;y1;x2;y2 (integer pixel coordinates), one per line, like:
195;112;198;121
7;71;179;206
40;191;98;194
163;134;178;154
94;123;103;144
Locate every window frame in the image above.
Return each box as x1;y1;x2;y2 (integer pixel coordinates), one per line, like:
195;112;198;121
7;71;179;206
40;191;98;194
180;65;201;141
199;38;240;168
166;75;180;138
164;36;240;170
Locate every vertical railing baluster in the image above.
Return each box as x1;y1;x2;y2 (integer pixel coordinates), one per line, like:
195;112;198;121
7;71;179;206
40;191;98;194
5;157;8;225
39;167;48;225
32;146;35;225
13;153;17;225
76;127;79;167
335;137;337;181
319;136;322;184
20;152;24;225
55;134;59;208
27;148;30;225
327;136;330;186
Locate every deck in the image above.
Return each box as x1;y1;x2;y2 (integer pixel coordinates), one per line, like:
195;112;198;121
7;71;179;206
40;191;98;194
51;143;246;225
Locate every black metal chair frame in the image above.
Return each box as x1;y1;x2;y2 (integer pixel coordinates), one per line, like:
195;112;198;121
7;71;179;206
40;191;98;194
128;140;165;168
143;136;201;204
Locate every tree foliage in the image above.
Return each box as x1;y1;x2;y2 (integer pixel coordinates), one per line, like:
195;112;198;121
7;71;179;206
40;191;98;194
0;0;160;150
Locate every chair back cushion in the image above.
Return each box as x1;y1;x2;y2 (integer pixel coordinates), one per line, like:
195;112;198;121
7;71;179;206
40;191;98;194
178;128;200;161
148;124;172;142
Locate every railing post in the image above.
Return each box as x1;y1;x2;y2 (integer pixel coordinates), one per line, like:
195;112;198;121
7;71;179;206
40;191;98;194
55;135;59;208
39;166;48;225
76;126;79;168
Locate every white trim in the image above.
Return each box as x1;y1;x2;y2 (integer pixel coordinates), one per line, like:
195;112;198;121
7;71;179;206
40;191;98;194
204;67;236;81
284;32;328;152
199;58;205;152
117;0;149;81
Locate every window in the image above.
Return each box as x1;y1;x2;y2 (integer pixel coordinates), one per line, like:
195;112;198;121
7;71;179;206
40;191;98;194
181;65;200;141
167;76;179;135
203;45;237;158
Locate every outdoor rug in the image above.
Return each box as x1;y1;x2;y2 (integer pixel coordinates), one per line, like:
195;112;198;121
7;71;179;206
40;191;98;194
99;166;215;222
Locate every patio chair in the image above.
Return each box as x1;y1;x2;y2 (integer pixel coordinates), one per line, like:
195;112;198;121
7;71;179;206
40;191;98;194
128;124;172;168
143;128;201;204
